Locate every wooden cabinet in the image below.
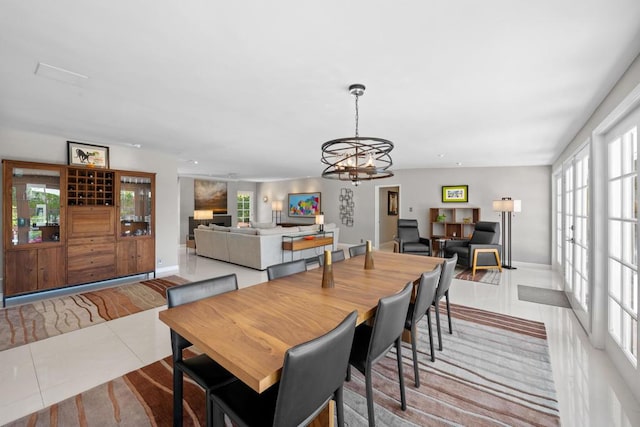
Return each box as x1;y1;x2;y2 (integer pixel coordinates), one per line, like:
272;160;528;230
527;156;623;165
429;207;481;254
117;238;154;276
3;159;156;301
4;247;66;296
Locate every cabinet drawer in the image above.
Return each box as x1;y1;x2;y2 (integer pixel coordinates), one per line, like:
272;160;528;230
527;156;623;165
67;264;116;285
68;236;115;246
67;206;115;238
68;243;115;258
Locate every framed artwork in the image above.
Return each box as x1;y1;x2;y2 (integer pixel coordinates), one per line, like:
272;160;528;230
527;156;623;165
288;192;321;217
442;185;468;203
387;191;398;215
195;180;228;214
67;141;110;168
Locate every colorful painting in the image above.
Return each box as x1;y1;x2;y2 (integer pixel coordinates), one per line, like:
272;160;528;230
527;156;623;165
195;180;228;214
288;192;321;217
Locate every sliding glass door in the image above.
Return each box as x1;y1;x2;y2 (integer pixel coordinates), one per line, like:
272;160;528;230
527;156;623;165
561;144;591;330
606;114;638;366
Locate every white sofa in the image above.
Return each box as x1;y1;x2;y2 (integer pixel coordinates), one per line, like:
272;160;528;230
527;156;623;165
194;223;340;270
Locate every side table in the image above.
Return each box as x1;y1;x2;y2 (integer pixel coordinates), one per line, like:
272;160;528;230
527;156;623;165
186;234;196;254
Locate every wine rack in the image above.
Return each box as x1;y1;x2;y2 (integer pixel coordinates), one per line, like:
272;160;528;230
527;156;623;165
67;168;114;206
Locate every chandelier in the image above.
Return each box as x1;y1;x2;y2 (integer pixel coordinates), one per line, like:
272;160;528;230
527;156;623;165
321;84;394;186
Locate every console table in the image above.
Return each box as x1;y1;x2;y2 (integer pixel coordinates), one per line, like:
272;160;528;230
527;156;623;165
281;231;334;262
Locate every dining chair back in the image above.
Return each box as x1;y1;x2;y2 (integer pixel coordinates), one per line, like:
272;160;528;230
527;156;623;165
404;265;441;386
167;274;239;427
317;249;346;266
348;243;367;257
348;281;413;426
267;259;307;281
211;310;358;427
434;254;458;351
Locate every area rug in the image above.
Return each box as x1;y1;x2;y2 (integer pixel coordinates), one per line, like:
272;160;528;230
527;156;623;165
455;267;502;285
518;285;571;308
7;303;560;427
0;275;188;352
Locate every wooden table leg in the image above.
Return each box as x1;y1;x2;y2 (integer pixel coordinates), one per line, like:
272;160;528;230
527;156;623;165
309;400;335;427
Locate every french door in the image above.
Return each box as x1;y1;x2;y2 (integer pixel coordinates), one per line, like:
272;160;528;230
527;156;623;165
562;143;591;331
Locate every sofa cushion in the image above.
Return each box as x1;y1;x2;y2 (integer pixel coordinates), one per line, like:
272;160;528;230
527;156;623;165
256;226;287;235
298;224;319;232
210;224;230;232
230;227;259;235
250;221;277;229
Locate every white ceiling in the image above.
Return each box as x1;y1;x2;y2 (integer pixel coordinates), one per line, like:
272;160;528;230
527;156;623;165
1;1;640;181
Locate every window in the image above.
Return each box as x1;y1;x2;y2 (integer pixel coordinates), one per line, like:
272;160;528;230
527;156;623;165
237;192;253;225
607;121;638;365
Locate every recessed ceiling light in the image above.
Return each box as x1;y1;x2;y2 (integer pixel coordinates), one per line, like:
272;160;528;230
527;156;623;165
34;62;88;86
438;154;445;158
456;162;463;166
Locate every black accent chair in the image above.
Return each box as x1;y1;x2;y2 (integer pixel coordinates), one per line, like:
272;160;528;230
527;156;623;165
348;243;367;257
267;259;307;280
167;274;239;427
443;221;501;268
433;254;457;351
211;311;358;427
317;249;346;266
396;219;431;256
404;265;442;386
347;282;413;427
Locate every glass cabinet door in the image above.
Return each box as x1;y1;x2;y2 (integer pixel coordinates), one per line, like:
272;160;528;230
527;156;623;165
118;174;153;237
9;165;62;246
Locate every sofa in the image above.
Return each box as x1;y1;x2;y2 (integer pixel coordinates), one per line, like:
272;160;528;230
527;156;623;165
194;223;340;270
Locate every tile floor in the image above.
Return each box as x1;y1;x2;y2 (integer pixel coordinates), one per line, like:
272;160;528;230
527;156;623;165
0;246;639;426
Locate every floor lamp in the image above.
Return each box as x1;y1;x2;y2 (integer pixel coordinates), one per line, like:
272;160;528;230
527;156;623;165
271;200;283;224
492;197;521;269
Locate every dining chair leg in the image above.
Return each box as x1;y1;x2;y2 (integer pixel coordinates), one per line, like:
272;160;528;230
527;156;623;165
445;290;453;334
410;325;420;387
395;338;407;411
435;302;443;351
426;308;435;362
365;364;376;427
346;364;351;381
173;369;183;427
335;386;345;427
205;391;213;427
211;401;225;427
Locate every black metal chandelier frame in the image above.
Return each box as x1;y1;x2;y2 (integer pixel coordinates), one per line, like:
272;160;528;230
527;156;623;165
321;84;394;186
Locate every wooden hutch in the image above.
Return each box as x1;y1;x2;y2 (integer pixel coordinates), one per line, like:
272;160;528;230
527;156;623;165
2;160;155;301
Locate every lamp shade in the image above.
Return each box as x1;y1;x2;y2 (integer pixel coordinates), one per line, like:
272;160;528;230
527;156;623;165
272;200;283;211
194;210;213;220
492;199;522;212
315;214;325;225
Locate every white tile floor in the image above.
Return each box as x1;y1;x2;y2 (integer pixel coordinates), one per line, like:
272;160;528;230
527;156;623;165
0;247;639;426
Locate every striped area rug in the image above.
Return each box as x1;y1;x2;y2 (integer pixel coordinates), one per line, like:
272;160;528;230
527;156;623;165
0;275;188;352
7;303;560;427
455;268;502;285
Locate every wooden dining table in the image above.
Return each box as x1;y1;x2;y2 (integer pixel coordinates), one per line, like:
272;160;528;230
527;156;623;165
159;251;443;426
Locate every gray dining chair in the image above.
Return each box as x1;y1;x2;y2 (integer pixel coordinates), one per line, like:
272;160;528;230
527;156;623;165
434;254;458;351
267;259;307;280
317;249;346;266
347;282;413;427
167;274;239;427
348;243;367;257
404;265;441;386
211;310;358;427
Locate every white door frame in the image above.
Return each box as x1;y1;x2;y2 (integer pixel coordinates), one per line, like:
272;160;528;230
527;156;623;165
374;183;401;248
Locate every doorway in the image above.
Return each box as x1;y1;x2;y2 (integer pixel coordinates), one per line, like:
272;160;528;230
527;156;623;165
375;185;400;249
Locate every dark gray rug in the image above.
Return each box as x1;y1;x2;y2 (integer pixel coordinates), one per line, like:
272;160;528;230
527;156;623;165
518;285;571;308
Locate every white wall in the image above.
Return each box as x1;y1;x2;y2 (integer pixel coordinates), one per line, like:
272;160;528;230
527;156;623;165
552;53;640;403
0;127;180;279
179;176;258;238
256;165;551;264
